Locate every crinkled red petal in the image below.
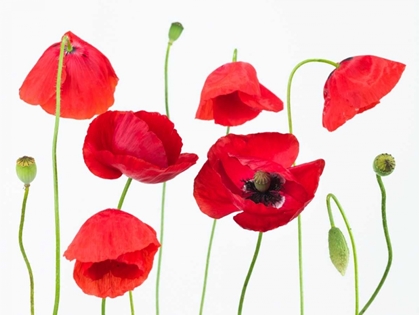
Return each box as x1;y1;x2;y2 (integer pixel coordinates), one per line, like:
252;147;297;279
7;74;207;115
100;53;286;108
73;260;145;298
135;111;182;165
238;84;283;112
323;55;405;131
114;153;198;184
64;209;160;262
209;133;299;169
212;92;261;126
19;31;118;119
193;161;239;219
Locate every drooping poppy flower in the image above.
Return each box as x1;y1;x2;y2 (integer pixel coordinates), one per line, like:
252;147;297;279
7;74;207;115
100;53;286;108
83;110;198;184
64;209;160;298
19;31;118;119
195;62;283;126
193;132;325;232
323;55;405;131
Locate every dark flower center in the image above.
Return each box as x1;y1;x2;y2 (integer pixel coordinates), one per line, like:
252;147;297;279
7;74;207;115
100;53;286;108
242;171;285;208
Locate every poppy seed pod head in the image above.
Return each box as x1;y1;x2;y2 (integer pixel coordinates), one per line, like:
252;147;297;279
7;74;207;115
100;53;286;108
16;156;37;186
168;22;183;44
373;153;396;176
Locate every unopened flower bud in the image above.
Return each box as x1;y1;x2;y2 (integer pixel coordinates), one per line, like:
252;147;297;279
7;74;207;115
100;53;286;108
168;22;184;44
253;171;271;192
373;153;395;176
328;227;349;276
16;156;37;185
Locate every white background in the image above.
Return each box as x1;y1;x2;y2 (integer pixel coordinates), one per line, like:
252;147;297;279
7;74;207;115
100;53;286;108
0;0;418;314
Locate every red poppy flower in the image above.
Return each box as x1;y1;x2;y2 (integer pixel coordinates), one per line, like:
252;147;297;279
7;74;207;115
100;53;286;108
195;62;283;126
19;31;118;119
83;110;198;184
193;132;325;232
323;55;405;131
64;209;160;298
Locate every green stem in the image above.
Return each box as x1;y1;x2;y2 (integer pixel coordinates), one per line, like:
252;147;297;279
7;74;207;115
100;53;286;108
199;219;217;315
297;215;304;315
51;35;70;315
359;175;393;314
155;181;166;315
155;38;173;315
198;39;234;308
101;177;133;313
117;178;133;209
129;291;135;315
238;232;263;315
101;299;106;315
286;58;339;134
326;193;359;315
18;185;35;315
164;43;171;119
285;58;339;315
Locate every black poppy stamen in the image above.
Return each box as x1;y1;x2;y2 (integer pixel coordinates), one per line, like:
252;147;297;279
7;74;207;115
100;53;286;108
242;171;285;208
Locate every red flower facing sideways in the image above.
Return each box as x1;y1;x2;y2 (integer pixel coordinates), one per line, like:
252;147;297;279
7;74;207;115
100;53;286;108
83;110;198;183
19;31;118;119
193;132;325;232
196;62;283;126
64;209;160;298
323;55;405;131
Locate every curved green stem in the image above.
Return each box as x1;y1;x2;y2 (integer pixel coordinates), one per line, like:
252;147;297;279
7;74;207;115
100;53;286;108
286;58;339;134
18;184;35;315
359;175;393;314
101;177;133;313
326;193;359;315
51;35;70;315
238;232;263;315
286;58;339;315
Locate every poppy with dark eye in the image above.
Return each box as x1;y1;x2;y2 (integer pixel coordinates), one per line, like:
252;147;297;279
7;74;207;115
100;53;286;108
193;132;325;232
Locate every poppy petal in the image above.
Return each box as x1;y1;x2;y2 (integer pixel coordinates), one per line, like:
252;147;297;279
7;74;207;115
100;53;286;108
115;153;198;184
209;133;299;168
194;161;239;219
238;84;283;112
198;62;260;104
323;55;405;131
135;111;183;165
64;209;159;262
212;92;261;126
233;212;294;232
19;31;118;119
74;260;145;298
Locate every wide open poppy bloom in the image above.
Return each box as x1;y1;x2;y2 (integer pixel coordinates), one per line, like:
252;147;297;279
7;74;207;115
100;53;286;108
323;55;405;131
19;31;118;119
195;62;283;126
193;132;325;232
83;110;198;183
64;209;160;298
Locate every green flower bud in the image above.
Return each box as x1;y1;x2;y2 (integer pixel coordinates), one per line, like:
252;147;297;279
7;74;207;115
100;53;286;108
328;227;349;276
168;22;184;44
253;171;271;192
16;156;37;186
373;153;395;176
